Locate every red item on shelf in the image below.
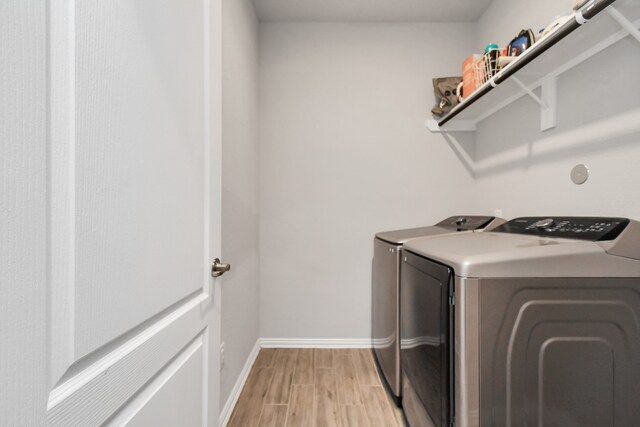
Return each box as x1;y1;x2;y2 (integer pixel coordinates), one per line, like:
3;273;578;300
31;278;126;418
462;54;480;100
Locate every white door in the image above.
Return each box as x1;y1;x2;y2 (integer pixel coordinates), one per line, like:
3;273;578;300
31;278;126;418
0;0;223;425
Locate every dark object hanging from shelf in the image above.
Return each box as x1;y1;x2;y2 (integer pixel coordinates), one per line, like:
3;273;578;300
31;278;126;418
431;77;463;117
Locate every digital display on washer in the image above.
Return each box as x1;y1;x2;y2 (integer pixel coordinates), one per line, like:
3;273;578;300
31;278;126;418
492;217;629;241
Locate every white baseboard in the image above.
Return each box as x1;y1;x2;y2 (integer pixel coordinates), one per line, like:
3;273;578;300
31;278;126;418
219;339;261;427
259;338;372;348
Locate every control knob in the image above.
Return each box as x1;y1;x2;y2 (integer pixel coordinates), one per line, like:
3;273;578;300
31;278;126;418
455;217;467;226
534;218;555;229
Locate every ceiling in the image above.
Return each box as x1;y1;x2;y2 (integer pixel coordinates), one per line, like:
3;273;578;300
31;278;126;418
252;0;495;23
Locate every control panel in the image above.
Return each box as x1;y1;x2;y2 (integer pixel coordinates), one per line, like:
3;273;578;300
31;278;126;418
492;217;630;241
436;216;495;231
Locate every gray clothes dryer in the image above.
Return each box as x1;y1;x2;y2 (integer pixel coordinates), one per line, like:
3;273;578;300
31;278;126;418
372;216;504;406
401;217;640;427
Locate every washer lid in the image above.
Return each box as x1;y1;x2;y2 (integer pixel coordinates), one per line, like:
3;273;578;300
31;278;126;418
375;216;496;245
404;231;640;278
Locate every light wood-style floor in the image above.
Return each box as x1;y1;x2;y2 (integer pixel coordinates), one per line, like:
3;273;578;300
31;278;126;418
227;348;406;427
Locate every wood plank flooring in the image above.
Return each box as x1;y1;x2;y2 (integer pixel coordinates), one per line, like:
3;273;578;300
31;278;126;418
228;349;405;427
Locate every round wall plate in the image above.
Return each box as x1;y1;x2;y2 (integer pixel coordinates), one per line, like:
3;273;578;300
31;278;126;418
571;164;589;185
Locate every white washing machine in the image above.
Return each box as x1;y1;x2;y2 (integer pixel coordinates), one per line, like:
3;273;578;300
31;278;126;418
372;216;504;406
401;216;640;427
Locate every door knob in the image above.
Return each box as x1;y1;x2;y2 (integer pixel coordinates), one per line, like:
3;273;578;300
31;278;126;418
211;258;231;278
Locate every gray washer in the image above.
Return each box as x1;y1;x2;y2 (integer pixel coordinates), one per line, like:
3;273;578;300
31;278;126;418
402;217;640;427
372;216;504;406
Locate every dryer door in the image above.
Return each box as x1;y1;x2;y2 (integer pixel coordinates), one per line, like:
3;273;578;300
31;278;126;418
372;237;401;398
401;251;453;427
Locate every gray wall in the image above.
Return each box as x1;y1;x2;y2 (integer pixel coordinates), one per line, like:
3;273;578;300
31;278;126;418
258;22;477;339
221;0;260;408
0;1;48;424
469;0;640;219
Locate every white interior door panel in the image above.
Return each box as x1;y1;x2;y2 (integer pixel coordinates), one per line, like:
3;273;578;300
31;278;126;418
73;0;206;361
35;0;222;425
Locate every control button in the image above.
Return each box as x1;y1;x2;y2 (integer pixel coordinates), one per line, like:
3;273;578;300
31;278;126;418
534;218;555;229
455;217;468;226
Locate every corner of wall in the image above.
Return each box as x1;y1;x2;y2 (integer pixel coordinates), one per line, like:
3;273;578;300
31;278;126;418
218;339;261;427
219;0;262;412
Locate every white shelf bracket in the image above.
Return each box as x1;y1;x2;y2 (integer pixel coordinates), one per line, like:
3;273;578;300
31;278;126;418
511;76;557;131
540;76;558;131
425;119;476;133
511;76;547;109
607;7;640;44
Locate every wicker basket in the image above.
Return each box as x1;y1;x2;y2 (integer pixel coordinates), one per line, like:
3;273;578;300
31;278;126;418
473;50;500;88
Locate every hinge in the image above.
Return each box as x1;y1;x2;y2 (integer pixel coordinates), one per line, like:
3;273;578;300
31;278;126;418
449;293;455;306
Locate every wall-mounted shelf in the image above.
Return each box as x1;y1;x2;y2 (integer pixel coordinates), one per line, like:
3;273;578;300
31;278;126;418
427;0;640;133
